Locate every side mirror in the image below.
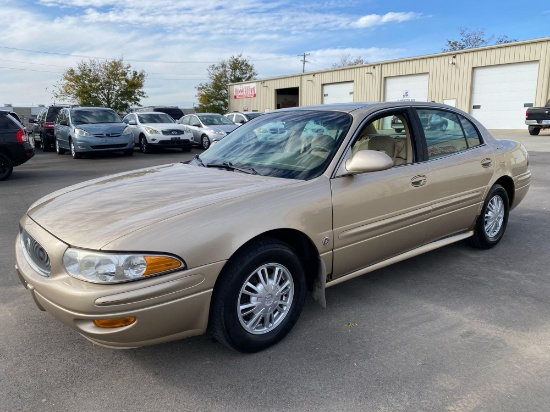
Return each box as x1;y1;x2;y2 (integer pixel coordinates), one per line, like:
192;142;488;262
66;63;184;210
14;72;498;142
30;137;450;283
345;150;394;174
128;120;137;125
191;122;201;127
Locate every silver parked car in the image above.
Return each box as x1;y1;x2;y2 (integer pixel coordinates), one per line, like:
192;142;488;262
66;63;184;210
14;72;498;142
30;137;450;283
224;111;264;124
54;107;134;159
123;112;193;153
178;113;239;149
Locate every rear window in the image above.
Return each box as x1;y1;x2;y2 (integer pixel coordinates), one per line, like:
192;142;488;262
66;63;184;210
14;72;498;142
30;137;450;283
46;107;64;122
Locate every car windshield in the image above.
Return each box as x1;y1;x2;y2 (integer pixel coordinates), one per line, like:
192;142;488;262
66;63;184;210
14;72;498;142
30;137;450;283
197;110;352;180
199;115;235;126
71;109;121;124
138;113;175;124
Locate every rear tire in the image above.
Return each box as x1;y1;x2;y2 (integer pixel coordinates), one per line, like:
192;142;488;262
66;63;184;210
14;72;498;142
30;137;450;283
0;153;14;181
468;184;509;249
209;238;306;353
528;127;540;136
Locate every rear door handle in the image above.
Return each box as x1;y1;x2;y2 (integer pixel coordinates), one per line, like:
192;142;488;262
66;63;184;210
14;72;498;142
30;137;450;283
481;158;492;168
411;174;427;187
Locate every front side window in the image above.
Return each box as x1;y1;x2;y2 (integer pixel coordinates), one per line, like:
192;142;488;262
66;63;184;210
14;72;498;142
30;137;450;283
350;112;415;166
197;110;352;180
417;109;475;159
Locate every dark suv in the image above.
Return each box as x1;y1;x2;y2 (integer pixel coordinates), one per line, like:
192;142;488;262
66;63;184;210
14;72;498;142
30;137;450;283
0;111;35;180
32;105;69;151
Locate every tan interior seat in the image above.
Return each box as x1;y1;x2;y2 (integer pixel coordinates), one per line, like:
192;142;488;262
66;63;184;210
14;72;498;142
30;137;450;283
367;135;395;158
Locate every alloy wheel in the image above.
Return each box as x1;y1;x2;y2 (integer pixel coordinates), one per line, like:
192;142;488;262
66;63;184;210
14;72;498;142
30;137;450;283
484;195;504;238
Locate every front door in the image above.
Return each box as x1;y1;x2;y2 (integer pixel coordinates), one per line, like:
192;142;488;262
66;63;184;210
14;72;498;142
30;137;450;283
331;109;433;278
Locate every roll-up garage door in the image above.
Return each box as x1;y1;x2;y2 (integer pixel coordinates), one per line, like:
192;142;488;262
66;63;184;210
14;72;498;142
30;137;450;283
322;82;354;104
471;62;538;129
384;74;429;102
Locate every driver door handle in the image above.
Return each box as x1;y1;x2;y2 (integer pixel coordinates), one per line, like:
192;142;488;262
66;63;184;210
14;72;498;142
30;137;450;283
411;174;427;187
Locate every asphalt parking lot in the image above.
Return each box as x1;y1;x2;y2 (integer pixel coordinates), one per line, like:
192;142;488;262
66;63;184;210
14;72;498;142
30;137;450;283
1;132;549;412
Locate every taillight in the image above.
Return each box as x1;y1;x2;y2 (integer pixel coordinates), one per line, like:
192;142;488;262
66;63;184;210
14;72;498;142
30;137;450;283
16;128;28;143
44;122;55;129
526;109;529;119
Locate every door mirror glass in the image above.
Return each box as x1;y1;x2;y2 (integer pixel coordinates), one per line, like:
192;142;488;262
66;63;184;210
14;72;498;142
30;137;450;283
128;120;137;125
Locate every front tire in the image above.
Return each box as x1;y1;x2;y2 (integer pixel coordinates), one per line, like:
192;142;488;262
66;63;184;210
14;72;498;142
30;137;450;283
468;184;509;249
140;135;151;153
201;134;210;150
0;153;14;181
55;138;65;155
70;139;82;159
209;238;306;353
42;133;53;152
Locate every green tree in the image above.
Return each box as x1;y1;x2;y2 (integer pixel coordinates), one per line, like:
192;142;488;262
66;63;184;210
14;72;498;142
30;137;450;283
443;27;517;52
196;53;257;113
331;53;368;68
52;58;147;113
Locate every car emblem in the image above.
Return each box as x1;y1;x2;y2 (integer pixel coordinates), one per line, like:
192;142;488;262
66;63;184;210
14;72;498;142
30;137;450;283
172;131;178;135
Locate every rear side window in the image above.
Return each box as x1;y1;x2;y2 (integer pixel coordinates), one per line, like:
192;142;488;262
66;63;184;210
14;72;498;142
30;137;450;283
0;114;19;130
416;109;479;159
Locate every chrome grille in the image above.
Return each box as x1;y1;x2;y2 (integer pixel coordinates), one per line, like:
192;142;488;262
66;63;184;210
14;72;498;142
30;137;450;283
20;229;51;277
162;130;185;135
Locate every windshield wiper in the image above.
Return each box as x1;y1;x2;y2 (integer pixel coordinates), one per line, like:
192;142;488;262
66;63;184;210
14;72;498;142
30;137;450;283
191;154;205;167
206;161;258;175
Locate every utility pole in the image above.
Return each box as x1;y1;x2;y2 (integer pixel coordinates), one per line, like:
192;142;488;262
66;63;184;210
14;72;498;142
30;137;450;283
298;52;310;73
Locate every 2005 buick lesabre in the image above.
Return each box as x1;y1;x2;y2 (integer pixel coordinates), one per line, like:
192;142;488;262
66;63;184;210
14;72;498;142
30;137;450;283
15;102;531;352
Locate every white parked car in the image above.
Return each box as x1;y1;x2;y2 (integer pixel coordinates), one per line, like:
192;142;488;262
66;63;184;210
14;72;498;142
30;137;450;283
123;112;193;153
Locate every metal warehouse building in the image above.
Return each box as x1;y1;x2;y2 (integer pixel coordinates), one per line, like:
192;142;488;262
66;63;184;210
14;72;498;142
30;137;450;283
228;37;550;129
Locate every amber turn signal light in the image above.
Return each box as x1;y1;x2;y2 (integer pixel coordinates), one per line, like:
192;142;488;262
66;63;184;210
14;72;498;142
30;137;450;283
93;316;137;328
143;256;182;276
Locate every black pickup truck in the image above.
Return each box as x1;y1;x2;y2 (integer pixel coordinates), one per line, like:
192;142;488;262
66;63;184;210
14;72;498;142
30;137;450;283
525;100;550;135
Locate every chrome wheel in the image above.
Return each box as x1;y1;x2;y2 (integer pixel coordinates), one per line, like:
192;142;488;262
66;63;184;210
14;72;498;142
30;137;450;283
70;141;75;157
237;263;294;335
484;195;504;238
201;135;210;150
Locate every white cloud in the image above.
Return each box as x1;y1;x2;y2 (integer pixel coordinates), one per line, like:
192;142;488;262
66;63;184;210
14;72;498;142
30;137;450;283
0;1;422;107
352;12;422;28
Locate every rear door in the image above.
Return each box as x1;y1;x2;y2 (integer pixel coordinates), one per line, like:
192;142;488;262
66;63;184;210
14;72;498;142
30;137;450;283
413;108;494;242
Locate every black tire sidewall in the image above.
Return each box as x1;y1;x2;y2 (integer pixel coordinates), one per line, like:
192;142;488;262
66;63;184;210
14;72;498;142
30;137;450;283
201;135;210;150
217;242;306;352
0;153;13;181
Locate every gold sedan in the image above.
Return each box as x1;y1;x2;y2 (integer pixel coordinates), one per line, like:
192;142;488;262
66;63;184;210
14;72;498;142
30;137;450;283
15;102;531;352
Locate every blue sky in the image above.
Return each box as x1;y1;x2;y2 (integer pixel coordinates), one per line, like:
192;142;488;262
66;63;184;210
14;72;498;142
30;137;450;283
1;0;549;107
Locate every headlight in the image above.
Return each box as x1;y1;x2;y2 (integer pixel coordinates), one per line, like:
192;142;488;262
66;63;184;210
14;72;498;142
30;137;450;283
208;129;226;136
122;126;132;135
75;128;92;137
144;126;161;135
63;248;185;284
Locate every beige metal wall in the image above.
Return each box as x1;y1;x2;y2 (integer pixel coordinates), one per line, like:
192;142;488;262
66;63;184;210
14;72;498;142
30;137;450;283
228;37;550;114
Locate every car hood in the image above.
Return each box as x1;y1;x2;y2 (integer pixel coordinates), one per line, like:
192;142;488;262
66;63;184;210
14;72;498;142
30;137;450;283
75;123;127;134
208;124;239;133
27;163;297;250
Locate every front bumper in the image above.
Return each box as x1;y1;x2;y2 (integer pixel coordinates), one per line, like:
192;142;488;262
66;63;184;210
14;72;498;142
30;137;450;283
74;134;134;153
15;217;225;348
